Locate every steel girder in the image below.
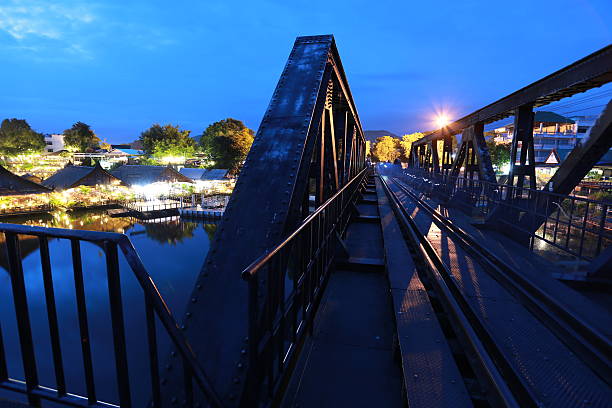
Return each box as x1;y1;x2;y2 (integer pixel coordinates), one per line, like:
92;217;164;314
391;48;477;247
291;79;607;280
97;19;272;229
161;35;366;406
449;123;496;182
544;100;612;196
518;100;612;234
507;104;537;189
441;135;454;176
410;44;612;185
415;45;612;146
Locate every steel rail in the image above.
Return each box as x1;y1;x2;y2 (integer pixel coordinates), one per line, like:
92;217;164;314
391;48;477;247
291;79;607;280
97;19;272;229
379;175;531;407
388;177;612;386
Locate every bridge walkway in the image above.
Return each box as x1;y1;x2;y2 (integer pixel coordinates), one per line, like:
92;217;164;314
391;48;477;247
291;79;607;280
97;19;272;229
282;175;404;407
390;175;611;337
0;400;27;407
383;174;612;407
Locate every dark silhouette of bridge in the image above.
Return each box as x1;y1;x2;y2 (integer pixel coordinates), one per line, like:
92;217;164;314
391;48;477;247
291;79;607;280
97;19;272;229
0;35;611;407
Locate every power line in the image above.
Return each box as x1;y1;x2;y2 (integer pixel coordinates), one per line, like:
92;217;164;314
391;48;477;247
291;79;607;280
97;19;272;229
544;91;612;111
559;104;608;115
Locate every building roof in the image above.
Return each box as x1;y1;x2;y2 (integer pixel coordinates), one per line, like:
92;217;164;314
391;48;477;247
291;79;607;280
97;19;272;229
111;165;193;185
179;168;230;181
203;169;230;180
533;111;575;124
42;164;119;190
107;148;144;156
0;165;51;195
500;111;576;130
179;168;207;180
537;148;612;167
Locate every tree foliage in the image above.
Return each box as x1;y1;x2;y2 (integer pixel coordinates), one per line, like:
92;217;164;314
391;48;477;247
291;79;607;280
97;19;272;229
63;122;100;152
485;139;511;171
371;136;400;162
140;124;196;160
398;132;424;160
0;118;45;155
199;118;254;172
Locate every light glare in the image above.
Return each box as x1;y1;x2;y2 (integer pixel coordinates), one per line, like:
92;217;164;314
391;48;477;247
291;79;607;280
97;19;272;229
435;114;450;128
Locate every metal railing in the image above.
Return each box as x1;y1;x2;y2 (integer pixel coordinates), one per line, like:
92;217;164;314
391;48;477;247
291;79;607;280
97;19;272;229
123;194;232;213
170;194;231;209
389;166;611;261
122;199;185;213
0;224;222;407
240;168;368;405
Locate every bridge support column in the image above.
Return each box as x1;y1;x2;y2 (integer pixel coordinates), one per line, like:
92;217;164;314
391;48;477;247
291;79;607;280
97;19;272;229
429;141;440;174
159;35;367;407
441;135;453;176
508;103;536;190
449;123;495;182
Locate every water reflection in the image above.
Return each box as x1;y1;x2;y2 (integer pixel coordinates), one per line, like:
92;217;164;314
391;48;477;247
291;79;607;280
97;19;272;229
0;209;216;405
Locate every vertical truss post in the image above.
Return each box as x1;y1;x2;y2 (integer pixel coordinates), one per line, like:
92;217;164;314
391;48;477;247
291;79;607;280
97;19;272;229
450;132;469;178
407;144;416;168
508;103;536;189
441;134;453;177
424;145;432;174
449;123;495;182
336;109;349;186
430;140;441;174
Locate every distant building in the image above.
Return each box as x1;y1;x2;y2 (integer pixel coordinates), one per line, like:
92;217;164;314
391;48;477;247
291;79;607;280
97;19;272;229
42;164;121;190
492;111;602;164
72;148;144;169
43;134;65;153
179;168;230;181
0;165;51;195
111;165;193;186
105;148;144;159
537;148;612;179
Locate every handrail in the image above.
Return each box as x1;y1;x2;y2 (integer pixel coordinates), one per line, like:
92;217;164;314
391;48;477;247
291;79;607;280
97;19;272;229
241;167;368;280
0;223;223;407
390;166;611;260
239;167;369;405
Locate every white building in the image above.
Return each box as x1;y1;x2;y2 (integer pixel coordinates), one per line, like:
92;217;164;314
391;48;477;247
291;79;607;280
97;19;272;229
43;134;65;153
491;111;598;163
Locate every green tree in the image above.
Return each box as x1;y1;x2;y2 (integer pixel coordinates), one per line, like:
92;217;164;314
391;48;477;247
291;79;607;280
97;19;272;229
0;119;45;155
100;139;112;151
371;136;400;162
199;118;254;172
140;124;196;161
485;139;511;171
63;122;100;152
398;132;425;161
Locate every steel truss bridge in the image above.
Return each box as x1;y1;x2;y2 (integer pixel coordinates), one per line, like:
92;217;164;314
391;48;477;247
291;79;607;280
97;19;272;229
0;36;611;408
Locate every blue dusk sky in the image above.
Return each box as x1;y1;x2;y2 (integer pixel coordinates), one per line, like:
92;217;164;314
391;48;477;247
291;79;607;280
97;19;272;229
1;0;611;143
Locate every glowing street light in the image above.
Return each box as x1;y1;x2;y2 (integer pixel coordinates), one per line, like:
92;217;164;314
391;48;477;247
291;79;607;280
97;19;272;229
435;114;450;128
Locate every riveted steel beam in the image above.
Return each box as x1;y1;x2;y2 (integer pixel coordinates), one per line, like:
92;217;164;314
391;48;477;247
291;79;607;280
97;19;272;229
508;104;536;189
162;35;366;407
415;45;612;147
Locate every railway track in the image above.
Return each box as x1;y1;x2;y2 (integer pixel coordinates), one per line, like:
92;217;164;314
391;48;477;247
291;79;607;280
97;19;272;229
379;174;612;407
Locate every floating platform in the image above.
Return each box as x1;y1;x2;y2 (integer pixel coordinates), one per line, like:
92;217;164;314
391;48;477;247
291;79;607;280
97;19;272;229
179;206;225;220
